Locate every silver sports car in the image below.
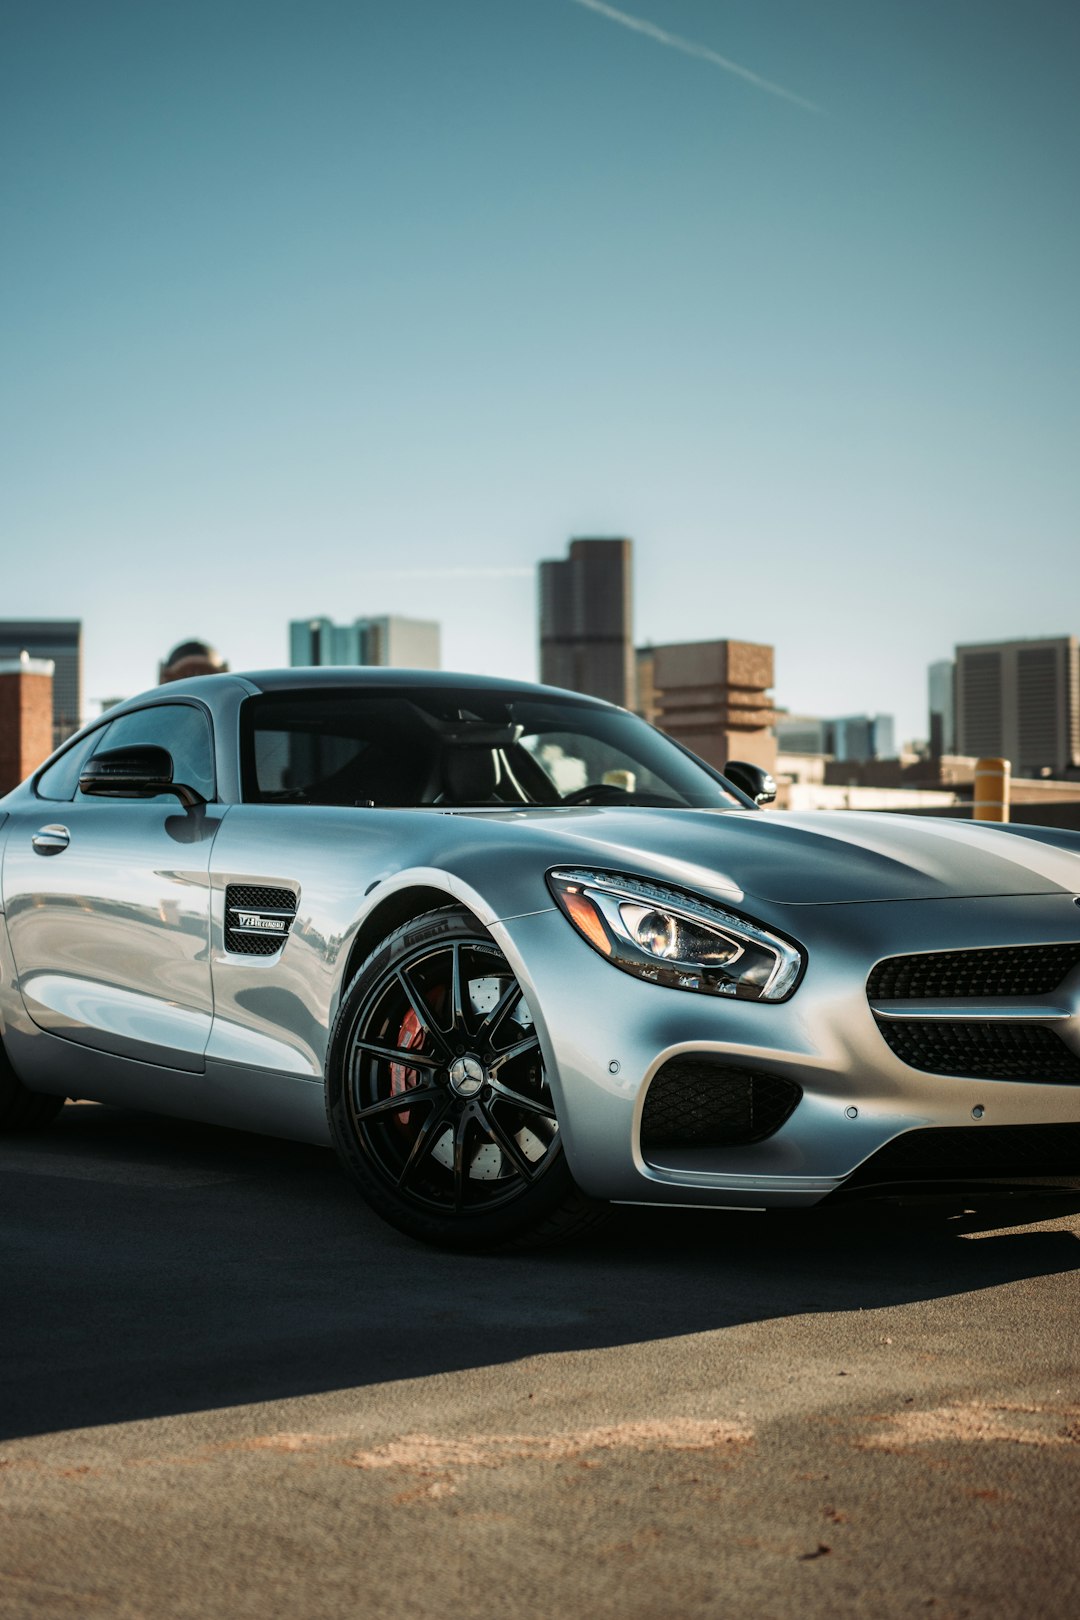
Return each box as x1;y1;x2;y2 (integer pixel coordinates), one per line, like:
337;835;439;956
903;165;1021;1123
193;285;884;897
2;668;1079;1247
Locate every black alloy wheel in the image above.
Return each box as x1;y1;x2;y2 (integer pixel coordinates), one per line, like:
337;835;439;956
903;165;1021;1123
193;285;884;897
326;906;605;1249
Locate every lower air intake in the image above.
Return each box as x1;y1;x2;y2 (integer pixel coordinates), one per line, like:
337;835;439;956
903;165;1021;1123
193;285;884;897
640;1058;801;1152
840;1124;1080;1193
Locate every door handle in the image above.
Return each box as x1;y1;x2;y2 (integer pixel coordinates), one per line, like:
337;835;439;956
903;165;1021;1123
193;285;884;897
32;825;70;856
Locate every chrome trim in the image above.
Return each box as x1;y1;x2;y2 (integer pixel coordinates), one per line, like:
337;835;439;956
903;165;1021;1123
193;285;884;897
870;997;1075;1023
31;825;70;855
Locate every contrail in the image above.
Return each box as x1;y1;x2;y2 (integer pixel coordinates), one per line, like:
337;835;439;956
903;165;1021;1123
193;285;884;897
568;0;821;114
355;567;533;580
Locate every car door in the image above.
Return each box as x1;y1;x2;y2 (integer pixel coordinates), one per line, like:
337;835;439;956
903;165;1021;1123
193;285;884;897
2;701;226;1072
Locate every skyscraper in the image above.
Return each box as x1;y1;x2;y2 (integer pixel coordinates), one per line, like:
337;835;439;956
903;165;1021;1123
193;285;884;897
773;712;896;761
773;714;832;754
290;616;440;670
832;714;896;762
956;636;1080;776
0;620;82;747
928;659;956;757
538;538;635;708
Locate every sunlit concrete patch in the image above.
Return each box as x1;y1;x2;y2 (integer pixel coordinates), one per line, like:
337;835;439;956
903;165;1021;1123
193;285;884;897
346;1418;753;1476
0;1418;752;1483
860;1401;1080;1450
243;1432;330;1453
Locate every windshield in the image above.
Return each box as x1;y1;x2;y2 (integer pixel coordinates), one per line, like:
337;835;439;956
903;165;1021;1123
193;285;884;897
240;689;745;810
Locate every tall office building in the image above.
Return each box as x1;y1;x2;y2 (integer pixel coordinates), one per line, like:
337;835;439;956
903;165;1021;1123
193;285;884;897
0;620;82;747
539;538;635;708
832;714;895;762
640;640;776;772
774;715;832;754
928;659;956;757
290;616;440;670
956;635;1080;776
774;712;895;761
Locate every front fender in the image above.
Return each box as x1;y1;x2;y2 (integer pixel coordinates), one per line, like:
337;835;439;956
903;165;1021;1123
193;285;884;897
204;805;558;1081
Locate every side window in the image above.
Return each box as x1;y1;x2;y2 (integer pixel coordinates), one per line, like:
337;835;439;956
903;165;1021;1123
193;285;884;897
35;730;106;802
82;705;216;803
252;727;372;798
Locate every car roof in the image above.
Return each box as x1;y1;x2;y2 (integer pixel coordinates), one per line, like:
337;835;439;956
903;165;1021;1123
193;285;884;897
107;667;615;710
242;667;608;701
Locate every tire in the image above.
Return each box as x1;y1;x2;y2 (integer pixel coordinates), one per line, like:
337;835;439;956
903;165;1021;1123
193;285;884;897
0;1036;66;1131
326;905;607;1250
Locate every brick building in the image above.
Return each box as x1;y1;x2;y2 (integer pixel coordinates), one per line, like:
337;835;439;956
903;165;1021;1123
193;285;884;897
0;654;55;795
638;639;776;773
0;620;81;747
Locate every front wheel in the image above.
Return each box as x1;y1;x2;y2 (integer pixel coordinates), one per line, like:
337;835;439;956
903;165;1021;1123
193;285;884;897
325;906;606;1250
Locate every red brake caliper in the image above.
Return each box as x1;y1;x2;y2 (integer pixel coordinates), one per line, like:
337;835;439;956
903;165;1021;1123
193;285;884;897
389;1009;425;1128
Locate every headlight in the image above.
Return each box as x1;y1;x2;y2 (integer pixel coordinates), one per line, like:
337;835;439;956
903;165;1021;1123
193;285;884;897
547;868;804;1002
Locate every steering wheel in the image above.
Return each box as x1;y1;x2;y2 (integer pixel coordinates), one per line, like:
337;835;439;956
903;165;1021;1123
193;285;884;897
560;782;634;806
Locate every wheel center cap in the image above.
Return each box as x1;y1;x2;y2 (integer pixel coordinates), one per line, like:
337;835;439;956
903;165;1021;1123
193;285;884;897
449;1054;487;1097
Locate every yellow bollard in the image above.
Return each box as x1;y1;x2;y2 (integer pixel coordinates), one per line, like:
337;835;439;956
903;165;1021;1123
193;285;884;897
973;757;1010;822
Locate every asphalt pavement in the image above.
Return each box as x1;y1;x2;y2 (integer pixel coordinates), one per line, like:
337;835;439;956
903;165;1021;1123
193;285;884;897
2;1101;1079;1619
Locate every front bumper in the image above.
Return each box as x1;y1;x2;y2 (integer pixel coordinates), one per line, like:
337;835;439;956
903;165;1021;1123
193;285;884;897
492;893;1080;1208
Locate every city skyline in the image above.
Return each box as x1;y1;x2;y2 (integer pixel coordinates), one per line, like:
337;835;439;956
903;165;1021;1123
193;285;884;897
3;1;1078;742
4;596;1079;762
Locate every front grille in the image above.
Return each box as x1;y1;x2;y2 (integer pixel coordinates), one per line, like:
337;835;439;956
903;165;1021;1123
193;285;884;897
840;1124;1080;1190
875;1020;1080;1084
867;943;1080;1001
640;1058;801;1152
224;884;297;956
868;942;1080;1084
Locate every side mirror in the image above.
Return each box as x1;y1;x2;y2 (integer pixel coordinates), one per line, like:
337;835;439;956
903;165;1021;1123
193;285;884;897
79;746;206;808
724;760;777;806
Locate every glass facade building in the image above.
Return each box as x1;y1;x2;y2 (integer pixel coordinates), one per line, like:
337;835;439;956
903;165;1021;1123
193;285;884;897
290;616;440;670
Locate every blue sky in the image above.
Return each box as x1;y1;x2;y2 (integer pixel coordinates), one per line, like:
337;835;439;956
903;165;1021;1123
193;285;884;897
2;0;1077;741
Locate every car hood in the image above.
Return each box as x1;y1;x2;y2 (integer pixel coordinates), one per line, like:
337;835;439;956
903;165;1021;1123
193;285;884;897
474;807;1080;906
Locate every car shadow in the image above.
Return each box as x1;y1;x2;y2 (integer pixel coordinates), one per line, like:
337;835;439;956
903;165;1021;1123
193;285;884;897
2;1103;1078;1441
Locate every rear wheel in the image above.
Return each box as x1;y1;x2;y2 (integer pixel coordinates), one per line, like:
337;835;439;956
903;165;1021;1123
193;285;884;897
326;906;606;1250
0;1039;65;1131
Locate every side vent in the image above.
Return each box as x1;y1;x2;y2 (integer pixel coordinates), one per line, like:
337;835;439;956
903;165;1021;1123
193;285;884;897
224;884;298;956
